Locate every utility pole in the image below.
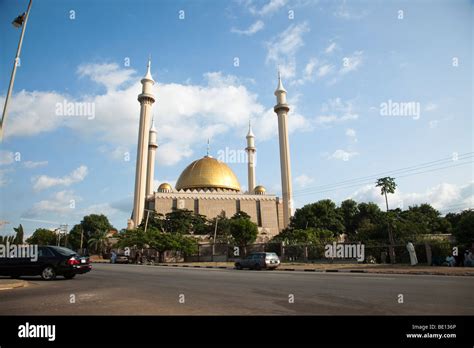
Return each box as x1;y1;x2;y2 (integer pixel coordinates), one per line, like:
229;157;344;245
212;217;219;261
144;209;153;234
60;224;68;247
0;0;33;141
80;227;84;251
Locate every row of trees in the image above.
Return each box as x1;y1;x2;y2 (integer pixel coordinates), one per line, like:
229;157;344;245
277;199;473;247
22;214;115;255
2;174;472;261
16;209;261;258
119;210;259;260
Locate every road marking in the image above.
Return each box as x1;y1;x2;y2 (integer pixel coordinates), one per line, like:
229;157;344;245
348;276;395;280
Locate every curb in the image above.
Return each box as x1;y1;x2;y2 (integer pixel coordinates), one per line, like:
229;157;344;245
0;280;27;291
91;262;474;276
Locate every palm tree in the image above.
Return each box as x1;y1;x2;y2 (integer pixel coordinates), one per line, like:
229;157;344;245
13;224;24;244
376;177;397;264
88;230;109;256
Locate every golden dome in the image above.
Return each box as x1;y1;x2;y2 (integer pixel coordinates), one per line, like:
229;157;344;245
254;185;266;194
158;183;172;192
175;156;241;192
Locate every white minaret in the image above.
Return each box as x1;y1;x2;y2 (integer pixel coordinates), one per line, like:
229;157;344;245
131;58;155;228
146;116;158;196
245;120;256;193
273;71;293;228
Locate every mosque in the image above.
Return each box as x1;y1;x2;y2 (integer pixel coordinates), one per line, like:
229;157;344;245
128;60;294;239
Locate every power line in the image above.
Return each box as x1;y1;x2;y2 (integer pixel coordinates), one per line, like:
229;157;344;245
292;151;473;195
292;159;473;198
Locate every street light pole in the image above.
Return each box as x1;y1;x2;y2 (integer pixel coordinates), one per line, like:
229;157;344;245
212;217;218;261
0;0;33;141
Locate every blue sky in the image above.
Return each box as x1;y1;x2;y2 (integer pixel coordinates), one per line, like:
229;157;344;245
0;0;472;236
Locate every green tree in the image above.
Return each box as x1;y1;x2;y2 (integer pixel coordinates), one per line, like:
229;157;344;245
26;228;57;245
130;227;199;262
376;177;397;263
338;199;359;238
290;199;345;235
209;212;232;243
88;230;109;255
165;209;198;234
453;210;474;247
272;227;335;245
82;214;114;239
445;211;463;230
232;211;251;220
190;213;211;235
67;214;114;251
402;204;451;234
138;212;166;232
117;228;148;249
67;224;84;250
229;217;258;253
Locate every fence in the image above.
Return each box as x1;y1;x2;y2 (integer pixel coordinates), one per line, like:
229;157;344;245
112;240;456;265
181;241;454;265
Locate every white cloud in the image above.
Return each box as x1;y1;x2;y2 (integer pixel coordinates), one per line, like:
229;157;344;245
0;168;12;187
293;58;319;85
425;103;438;112
350;181;474;213
325;42;337;54
317;64;334;78
328;149;359;161
303;58;318;77
316;98;359;125
77;63;135;91
340;51;364;74
4;64;310;166
81;202;121;217
24;191;126;220
334;0;368;19
295;174;314;188
32;165;88;191
266;22;310;78
253;96;312;141
231;20;264;35
99;145;131;162
25;190;80;217
346;128;357;142
23;161;48;169
247;0;288;16
0;151;14;165
1;90;70;137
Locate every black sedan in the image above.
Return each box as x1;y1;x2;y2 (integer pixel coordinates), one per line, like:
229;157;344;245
0;246;91;280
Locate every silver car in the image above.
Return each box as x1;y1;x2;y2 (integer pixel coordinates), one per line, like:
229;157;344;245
235;252;280;270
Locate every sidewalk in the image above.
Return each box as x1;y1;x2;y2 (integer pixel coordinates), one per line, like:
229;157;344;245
91;259;474;276
0;279;27;290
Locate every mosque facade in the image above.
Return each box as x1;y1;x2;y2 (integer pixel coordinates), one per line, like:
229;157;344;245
128;60;293;240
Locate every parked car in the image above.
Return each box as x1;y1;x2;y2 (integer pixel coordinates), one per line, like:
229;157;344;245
114;254;130;264
0;246;92;280
235;252;280;270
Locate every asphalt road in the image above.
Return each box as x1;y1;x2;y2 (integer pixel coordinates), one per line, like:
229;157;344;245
0;263;473;315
